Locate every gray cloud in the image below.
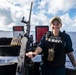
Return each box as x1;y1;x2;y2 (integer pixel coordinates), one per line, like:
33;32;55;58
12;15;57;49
0;7;13;25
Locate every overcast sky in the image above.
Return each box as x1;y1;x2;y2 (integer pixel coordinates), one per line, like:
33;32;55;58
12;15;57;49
0;0;76;32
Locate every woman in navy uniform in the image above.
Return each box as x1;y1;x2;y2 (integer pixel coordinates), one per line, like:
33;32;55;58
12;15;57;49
26;16;76;75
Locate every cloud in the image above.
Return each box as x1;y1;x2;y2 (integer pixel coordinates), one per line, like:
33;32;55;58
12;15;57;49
0;0;35;31
0;7;13;25
31;0;76;32
37;0;76;15
0;1;13;22
48;0;76;15
0;0;76;32
61;13;76;31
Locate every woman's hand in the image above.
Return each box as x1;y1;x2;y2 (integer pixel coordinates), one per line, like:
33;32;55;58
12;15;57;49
26;47;42;58
26;51;35;58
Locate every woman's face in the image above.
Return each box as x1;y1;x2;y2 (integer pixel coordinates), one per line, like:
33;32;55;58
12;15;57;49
51;20;62;33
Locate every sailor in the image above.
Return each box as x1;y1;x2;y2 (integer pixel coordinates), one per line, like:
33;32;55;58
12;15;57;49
26;16;76;75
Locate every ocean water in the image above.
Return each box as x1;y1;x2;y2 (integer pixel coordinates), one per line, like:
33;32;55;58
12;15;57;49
0;31;13;38
0;31;76;69
65;32;76;69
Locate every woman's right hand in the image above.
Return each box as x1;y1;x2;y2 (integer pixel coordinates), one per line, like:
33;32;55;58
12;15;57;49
26;51;34;58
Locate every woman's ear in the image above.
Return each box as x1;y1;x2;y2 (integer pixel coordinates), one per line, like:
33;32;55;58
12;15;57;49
60;24;62;27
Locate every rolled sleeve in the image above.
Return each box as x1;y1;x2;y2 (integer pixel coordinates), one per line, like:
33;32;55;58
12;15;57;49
65;34;74;53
